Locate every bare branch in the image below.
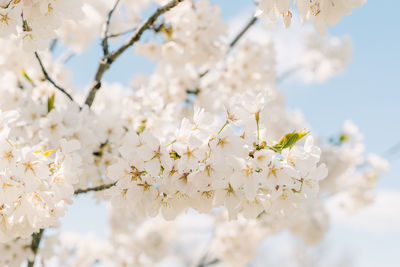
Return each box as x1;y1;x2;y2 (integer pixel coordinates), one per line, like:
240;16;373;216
74;182;117;195
34;52;76;103
102;0;121;56
108;0;184;64
107;27;137;39
27;229;45;267
228;15;258;51
84;0;185;108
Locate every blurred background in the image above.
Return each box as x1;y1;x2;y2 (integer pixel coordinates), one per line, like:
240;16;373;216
59;1;400;266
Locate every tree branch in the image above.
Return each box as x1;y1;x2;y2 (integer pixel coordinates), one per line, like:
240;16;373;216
74;182;117;195
107;27;137;39
102;0;121;56
228;15;258;52
84;0;185;108
34;52;76;103
27;229;45;267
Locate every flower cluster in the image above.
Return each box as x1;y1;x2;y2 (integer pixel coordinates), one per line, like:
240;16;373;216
0;0;83;50
0;110;81;242
0;0;387;266
136;0;227;68
0;236;33;267
258;0;366;33
107;105;328;220
320;121;389;209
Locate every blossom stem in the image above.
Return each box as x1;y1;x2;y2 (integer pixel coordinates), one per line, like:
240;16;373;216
217;121;229;135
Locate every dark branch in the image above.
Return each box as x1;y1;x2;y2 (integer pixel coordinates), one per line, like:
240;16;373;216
102;0;121;56
228;15;258;51
74;182;117;195
27;229;45;267
84;0;185;108
34;52;76;103
107;27;137;39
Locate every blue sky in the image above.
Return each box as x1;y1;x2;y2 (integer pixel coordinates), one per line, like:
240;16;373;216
60;1;400;266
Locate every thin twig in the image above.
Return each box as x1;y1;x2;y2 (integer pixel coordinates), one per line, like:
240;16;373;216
84;0;185;108
102;0;121;56
228;16;258;51
27;229;45;267
107;27;137;39
74;182;117;195
34;52;75;103
49;39;58;52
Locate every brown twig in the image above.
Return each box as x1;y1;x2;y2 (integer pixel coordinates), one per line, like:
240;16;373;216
74;182;117;195
228;16;258;51
107;27;138;39
84;0;185;108
27;229;45;267
102;0;121;56
34;52;76;103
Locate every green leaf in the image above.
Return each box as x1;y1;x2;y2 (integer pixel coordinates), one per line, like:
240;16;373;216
47;93;55;113
136;120;147;134
21;69;35;86
270;129;310;153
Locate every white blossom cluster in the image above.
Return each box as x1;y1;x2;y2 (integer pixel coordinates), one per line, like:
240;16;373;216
0;109;81;242
0;0;367;51
0;0;83;50
0;236;33;267
300;31;352;82
41;209;175;267
0;0;388;266
320;121;389;210
257;0;366;33
137;0;226;68
107;105;327;220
